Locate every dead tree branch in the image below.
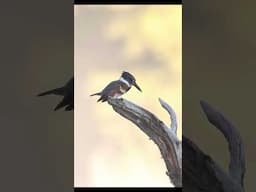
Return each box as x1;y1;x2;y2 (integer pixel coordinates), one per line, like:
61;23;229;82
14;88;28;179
200;100;245;186
183;100;245;192
108;98;182;187
159;98;178;135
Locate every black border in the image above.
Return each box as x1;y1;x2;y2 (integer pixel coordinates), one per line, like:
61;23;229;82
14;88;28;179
74;188;182;191
74;0;182;4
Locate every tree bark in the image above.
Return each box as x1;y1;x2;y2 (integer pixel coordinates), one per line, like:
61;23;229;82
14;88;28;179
108;98;245;191
108;98;182;187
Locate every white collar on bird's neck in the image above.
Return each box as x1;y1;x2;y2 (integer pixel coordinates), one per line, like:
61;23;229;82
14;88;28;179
119;77;131;87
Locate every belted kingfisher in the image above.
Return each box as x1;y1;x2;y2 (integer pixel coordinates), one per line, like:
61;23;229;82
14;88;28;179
37;77;74;111
90;71;142;102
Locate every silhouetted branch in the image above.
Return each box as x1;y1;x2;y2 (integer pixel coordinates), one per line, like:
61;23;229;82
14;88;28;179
183;100;245;192
108;98;182;187
200;100;245;186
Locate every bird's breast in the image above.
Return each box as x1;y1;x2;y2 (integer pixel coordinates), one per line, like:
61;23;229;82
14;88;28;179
120;86;127;93
110;85;128;98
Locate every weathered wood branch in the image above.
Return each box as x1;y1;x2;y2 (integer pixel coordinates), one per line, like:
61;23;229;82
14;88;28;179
108;98;182;187
183;100;245;192
159;98;178;135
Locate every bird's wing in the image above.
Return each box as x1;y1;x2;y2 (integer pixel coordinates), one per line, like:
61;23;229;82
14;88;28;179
101;80;122;96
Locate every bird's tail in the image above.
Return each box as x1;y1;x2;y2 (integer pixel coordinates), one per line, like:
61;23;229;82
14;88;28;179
37;87;65;97
54;97;68;111
90;92;101;96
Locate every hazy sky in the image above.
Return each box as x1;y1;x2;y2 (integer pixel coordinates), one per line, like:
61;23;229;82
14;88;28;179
74;5;182;187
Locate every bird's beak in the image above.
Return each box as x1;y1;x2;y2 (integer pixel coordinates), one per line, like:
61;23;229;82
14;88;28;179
133;81;142;92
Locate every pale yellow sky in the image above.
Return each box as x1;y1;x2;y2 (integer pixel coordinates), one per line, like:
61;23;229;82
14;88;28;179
75;5;182;187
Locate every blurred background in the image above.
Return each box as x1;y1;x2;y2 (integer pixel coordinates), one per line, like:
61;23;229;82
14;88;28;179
74;5;182;187
183;1;256;191
0;0;256;191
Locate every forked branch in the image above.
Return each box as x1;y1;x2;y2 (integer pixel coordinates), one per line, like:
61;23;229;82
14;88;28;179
108;98;182;187
183;100;245;192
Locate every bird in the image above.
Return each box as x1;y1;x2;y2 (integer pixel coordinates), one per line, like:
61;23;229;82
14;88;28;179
37;77;74;111
90;71;142;102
